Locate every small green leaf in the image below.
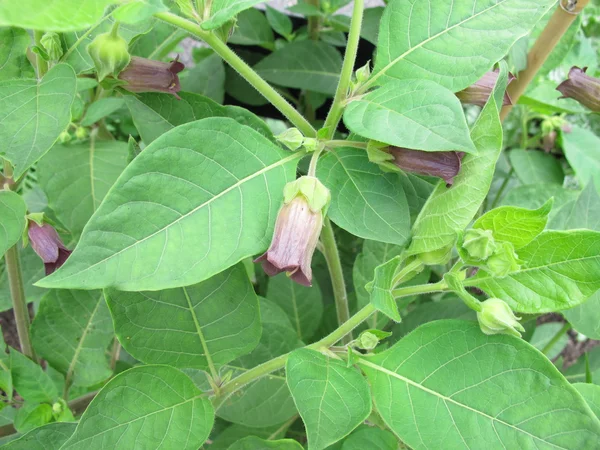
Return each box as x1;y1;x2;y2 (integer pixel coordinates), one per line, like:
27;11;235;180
13;403;53;434
113;0;167;23
10;350;57;404
0;191;27;257
562;125;600;186
62;366;214;450
80;98;125;126
473;200;552;249
202;0;265;30
229;9;274;47
340;426;398;450
0;28;35;81
575;384;600;420
229;436;303;450
465;230;600;313
0;64;76;179
266;6;293;39
344;79;475;152
509;149;564;185
286;348;372;450
368;256;403;322
0;422;76;450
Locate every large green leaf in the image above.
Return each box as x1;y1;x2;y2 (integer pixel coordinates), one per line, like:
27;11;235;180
564;291;600;340
344;80;475;152
106;264;260;370
229;436;303;450
575;384;600;420
0;27;35;81
62;365;214;450
465;230;600;313
562;126;600;186
10;350;57;404
286;348;372;450
529;322;569;360
180;52;225;103
125;91;272;145
0;64;76;179
0;0;116;31
229;8;274;48
38;118;300;291
340;426;398;450
1;422;76;450
509;149;564;185
31;289;113;388
360;320;600;449
0;191;27;257
38;140;129;239
373;0;554;91
254;41;342;95
202;0;264;30
316;148;410;246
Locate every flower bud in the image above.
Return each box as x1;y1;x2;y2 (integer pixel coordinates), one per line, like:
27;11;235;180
456;70;515;107
75;126;88;140
556;66;600;113
477;298;525;338
356;329;391;351
388;147;464;186
41;32;63;61
255;177;330;286
27;221;72;275
58;131;71;143
462;228;496;261
485;241;521;278
355;61;371;84
118;56;184;98
87;23;131;81
276;128;304;151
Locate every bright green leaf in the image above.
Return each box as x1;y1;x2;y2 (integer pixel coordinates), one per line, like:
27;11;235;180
202;0;264;30
562;125;600;186
564;291;600;340
266;6;293;39
80;98;125;126
113;0;167;24
1;422;76;450
368;256;403;322
0;64;76;179
229;9;274;47
13;403;53;434
509;149;564;185
550;179;600;231
0;191;27;257
229;436;303;450
341;425;398;450
286;348;372;450
519;82;590;115
575;384;600;420
502;184;578;217
10;350;58;403
0;28;35;81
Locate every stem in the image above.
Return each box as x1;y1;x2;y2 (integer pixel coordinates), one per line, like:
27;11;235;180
541;322;570;356
109;338;121;370
499;0;590;121
307;145;324;177
391;258;423;287
326;140;368;149
307;0;321;40
147;29;187;60
391;280;448;299
34;30;48;78
322;0;364;139
490;168;514;209
320;218;351;344
154;12;316;137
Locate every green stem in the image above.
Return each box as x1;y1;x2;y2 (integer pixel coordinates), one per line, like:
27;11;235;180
307;145;324;177
320;218;351;344
322;0;364;139
326;140;368;149
34;30;48;78
154;12;316;137
490;167;513;209
391;258;423;287
541;322;570;357
307;0;321;40
391;280;448;298
147;29;187;60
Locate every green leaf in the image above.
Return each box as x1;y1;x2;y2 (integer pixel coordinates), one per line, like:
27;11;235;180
202;0;264;30
0;191;27;257
10;350;57;403
209;423;285;450
407;65;506;256
180;52;225;103
519;82;589;115
31;289;114;387
564;291;600;340
1;422;76;450
62;365;214;450
344;80;475;152
286;349;372;450
125;91;272;145
575;384;600;420
0;0;116;31
563;347;600;385
550;179;600;231
374;0;555;91
38;118;300;291
502;184;578;216
229;436;303;450
0;28;35;81
508;149;564;185
130;21;185;59
359;320;600;449
0;64;76;179
530;322;569;359
465;230;600;313
254;41;342;95
0;245;46;312
13;403;53;434
225;51;269;107
80;98;125;126
112;0;167;23
106;264;260;370
340;426;398;450
229;9;274;47
316;148;410;246
562;125;600;186
472;200;552;249
266;6;293;39
368;256;403;322
266;273;323;341
38;140;129;239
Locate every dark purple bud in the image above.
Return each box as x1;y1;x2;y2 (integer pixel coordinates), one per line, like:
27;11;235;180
28;222;72;275
119;56;185;99
456;71;515;107
255;196;323;287
556;66;600;112
389;147;464;186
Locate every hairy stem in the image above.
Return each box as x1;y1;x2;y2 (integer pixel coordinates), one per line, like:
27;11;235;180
391;279;448;299
322;0;364;138
326;140;368;149
307;0;321;40
541;322;571;357
34;30;48;78
320;218;352;344
154;12;316;137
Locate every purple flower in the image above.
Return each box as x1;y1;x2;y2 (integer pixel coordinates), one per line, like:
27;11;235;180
389;147;465;186
456;71;515;107
28;222;72;275
119;56;185;99
556;66;600;112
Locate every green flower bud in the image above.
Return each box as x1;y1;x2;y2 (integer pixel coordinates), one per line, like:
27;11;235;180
283;176;331;213
462;228;496;261
302;138;320;153
41;32;63;61
58;131;71;143
418;244;453;265
75;127;88;140
485;241;521;278
356;329;392;351
52;402;62;414
276;128;304;151
87;23;131;81
477;298;525;338
355;61;371;84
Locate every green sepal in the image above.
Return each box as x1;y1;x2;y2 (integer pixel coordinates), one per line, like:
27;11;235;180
283;176;331;213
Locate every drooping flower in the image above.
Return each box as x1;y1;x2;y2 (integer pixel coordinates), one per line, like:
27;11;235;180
27;222;72;275
477;298;525;338
119;56;185;99
456;70;515;107
556;66;600;113
388;147;464;186
255;176;330;287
